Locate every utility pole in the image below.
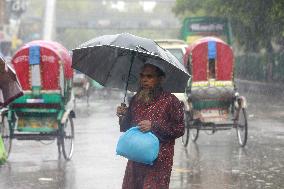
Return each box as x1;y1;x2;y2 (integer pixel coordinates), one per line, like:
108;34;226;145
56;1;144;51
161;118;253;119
43;0;56;40
0;0;8;33
0;0;4;27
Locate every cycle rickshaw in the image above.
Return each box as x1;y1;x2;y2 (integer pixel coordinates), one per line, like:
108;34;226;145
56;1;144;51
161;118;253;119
0;40;75;160
73;71;92;108
182;37;248;147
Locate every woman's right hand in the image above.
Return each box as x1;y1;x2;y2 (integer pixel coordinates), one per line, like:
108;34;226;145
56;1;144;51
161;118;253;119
116;103;128;117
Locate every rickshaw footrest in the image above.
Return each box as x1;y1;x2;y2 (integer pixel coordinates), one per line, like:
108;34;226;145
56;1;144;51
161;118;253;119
13;133;58;140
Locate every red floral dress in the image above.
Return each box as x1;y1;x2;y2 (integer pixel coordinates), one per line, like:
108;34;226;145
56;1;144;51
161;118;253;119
120;91;184;189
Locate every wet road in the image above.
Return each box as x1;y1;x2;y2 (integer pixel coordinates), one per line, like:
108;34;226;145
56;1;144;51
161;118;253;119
0;90;283;189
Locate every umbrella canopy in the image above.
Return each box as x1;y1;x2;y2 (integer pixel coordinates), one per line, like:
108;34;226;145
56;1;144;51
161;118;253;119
72;33;190;99
0;56;23;108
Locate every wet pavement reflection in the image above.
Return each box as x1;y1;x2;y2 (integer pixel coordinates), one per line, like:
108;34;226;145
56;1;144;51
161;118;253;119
171;121;284;189
0;90;283;189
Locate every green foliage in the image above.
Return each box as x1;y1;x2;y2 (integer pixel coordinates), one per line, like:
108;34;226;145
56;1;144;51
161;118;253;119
235;52;284;82
58;28;179;50
173;0;284;53
235;53;266;81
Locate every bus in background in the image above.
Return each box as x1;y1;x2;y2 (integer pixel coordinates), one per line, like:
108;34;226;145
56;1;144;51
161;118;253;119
180;17;233;45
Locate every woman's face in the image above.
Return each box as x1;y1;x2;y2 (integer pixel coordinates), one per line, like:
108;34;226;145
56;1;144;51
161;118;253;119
139;65;161;90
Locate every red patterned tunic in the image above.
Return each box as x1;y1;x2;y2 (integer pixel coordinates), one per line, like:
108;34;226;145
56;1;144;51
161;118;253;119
120;91;184;189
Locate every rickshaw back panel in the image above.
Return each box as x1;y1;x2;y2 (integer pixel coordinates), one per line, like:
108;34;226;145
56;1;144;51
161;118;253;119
10;40;73;132
185;37;235;123
2;40;75;160
182;37;248;147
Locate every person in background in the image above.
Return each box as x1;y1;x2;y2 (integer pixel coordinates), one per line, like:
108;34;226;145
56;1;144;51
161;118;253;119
116;62;184;189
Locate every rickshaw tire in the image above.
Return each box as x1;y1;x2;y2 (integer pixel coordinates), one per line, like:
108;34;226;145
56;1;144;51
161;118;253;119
61;115;75;160
190;122;199;142
57;136;62;158
190;128;199;142
182;111;190;147
182;127;190;147
236;108;248;147
1;114;12;157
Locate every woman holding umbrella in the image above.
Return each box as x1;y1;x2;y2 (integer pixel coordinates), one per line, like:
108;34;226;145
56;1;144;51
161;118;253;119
117;62;185;189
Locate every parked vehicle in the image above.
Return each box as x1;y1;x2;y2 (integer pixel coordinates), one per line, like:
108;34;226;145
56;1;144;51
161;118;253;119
155;39;188;65
155;39;189;102
73;71;91;107
0;40;75;160
182;37;248;147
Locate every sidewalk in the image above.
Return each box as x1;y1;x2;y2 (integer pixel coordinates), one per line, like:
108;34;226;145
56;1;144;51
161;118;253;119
236;79;284;121
236;79;284;96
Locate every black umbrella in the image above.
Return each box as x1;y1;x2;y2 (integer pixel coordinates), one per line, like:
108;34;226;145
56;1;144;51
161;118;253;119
72;33;190;102
0;56;23;108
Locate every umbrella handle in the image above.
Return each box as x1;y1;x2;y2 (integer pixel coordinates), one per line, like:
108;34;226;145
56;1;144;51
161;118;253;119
123;51;136;103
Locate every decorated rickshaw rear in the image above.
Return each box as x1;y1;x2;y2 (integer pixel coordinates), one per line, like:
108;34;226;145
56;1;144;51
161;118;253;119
0;40;75;160
182;37;248;147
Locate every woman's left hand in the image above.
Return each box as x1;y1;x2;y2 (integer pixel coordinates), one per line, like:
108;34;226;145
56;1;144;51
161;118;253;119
138;120;152;132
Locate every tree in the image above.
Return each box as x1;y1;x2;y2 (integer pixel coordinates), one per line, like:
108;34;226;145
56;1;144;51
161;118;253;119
173;0;284;81
173;0;284;53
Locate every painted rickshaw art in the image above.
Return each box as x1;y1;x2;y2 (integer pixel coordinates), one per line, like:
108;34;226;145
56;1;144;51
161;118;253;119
0;40;75;160
182;37;248;147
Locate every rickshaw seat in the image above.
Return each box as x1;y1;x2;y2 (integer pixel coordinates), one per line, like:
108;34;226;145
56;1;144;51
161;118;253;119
188;80;235;110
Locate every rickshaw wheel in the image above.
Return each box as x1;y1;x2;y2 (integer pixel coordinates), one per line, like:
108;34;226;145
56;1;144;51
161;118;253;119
235;108;248;147
61;115;74;160
182;111;190;147
190;126;199;142
1;115;12;157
